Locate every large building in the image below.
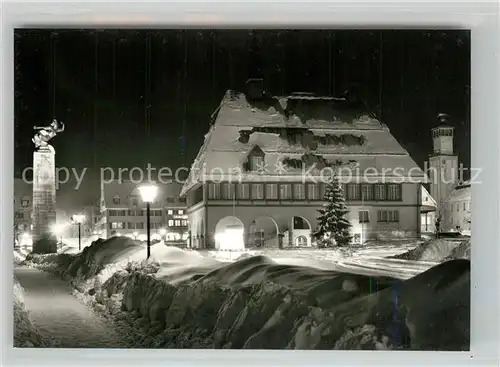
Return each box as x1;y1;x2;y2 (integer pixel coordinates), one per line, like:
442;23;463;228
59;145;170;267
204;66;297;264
96;180;188;242
180;80;427;249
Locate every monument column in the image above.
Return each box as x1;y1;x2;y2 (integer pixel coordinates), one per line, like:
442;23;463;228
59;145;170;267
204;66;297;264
31;119;64;253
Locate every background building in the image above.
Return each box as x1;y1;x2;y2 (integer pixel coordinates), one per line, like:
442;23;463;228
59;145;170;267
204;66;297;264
442;181;471;235
96;180;188;242
420;185;437;234
181;80;427;249
427;113;459;219
14;178;33;245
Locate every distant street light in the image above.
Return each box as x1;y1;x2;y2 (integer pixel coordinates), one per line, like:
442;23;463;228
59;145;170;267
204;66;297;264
71;214;86;251
138;184;159;259
159;228;167;242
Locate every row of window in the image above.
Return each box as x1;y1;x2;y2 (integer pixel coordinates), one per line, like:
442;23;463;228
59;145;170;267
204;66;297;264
449;201;470;212
108;209;184;217
358;210;400;223
109;219;188;230
208;183;403;201
168;219;188;227
111;196;186;205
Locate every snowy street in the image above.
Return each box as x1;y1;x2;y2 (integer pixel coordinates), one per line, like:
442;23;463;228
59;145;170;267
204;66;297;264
14;267;128;348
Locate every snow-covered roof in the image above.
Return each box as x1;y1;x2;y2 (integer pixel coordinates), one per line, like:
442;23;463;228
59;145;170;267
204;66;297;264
181;90;426;196
421;186;437;207
446;183;471;203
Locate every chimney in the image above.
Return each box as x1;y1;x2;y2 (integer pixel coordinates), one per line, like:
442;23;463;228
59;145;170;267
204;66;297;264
245;78;265;100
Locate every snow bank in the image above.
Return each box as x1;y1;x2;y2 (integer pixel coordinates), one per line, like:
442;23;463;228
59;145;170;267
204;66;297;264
13;278;49;348
445;240;471;261
390;239;466;262
27;237;470;350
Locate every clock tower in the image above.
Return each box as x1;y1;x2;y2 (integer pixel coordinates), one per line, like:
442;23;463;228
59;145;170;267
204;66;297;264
428;113;459;217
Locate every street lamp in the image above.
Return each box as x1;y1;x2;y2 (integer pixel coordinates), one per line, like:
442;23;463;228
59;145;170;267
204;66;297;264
71;214;85;251
138;184;158;259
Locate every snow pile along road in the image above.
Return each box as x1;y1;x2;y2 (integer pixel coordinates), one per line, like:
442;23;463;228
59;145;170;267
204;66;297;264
390;239;469;262
13;278;49;348
26;237;470;350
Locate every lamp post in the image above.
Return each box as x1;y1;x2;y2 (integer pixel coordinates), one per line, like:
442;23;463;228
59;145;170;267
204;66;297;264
71;214;85;251
138;184;159;259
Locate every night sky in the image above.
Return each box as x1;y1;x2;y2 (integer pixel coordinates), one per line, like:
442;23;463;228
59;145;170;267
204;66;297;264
14;29;470;207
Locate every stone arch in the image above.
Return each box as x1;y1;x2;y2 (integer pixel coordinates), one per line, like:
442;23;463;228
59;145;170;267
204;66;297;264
282;216;313;247
214;216;245;250
295;235;308;247
248;216;279;248
292;216;311;230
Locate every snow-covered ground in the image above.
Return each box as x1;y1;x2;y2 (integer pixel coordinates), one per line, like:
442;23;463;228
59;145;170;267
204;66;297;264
13;278;49;347
18;236;470;350
14;267;130;348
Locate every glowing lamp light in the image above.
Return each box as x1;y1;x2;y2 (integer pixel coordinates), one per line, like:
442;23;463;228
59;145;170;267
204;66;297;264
20;232;33;247
51;223;66;235
72;214;85;224
133;231;139;238
138;184;158;203
217;225;244;251
159;228;167;236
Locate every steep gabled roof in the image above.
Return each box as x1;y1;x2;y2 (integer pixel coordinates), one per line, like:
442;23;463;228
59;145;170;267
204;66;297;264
181;90;426;196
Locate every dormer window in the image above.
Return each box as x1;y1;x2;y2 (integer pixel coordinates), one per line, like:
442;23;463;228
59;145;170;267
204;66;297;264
113;195;120;205
246;145;266;172
250;156;264;171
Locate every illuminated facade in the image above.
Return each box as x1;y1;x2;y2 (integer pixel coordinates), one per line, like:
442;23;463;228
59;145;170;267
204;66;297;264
181;81;427;249
96;180;188;242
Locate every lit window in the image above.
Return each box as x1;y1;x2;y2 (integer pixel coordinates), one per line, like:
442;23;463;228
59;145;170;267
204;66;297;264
168;209;173;215
168;219;174;226
178;209;184;215
21;199;29;208
295;235;308;247
175;220;181;226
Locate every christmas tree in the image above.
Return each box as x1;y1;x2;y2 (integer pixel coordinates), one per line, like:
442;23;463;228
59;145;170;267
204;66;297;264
315;175;352;247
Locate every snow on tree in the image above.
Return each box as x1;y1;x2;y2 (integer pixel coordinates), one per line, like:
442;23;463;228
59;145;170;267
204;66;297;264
315;175;352;247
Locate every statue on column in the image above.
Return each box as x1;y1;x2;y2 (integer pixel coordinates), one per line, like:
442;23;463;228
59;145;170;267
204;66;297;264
32;119;65;153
